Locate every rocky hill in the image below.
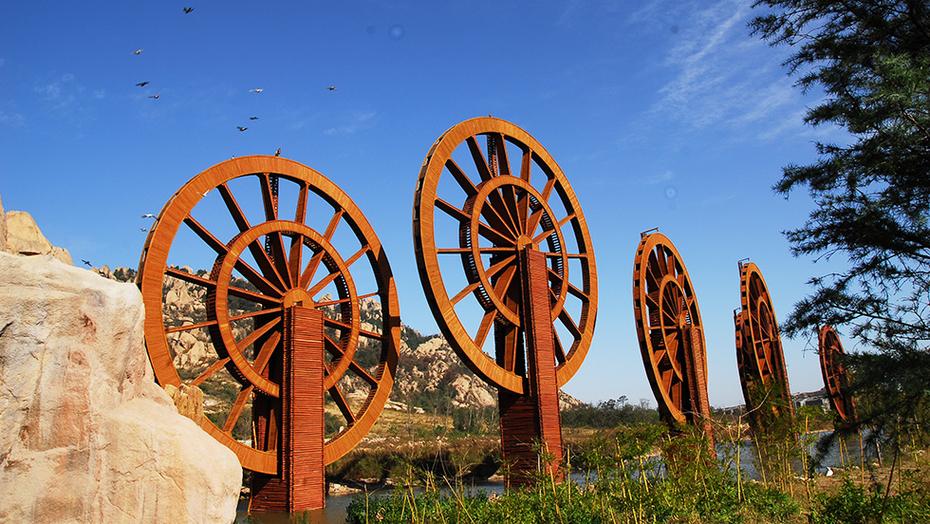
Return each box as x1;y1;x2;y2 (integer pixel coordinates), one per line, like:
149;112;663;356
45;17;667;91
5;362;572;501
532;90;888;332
98;266;582;423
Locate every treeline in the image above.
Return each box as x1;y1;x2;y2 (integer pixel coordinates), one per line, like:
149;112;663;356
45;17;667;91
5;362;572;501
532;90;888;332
561;396;659;428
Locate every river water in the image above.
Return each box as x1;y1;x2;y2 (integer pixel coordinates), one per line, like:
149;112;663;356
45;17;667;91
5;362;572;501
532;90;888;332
235;430;877;523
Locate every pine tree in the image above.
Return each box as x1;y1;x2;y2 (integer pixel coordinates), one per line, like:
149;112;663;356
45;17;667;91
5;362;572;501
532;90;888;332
751;1;930;442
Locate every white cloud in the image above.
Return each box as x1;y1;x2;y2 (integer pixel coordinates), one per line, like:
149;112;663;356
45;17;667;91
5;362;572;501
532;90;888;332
323;111;377;136
0;110;24;127
648;0;808;140
645;170;674;185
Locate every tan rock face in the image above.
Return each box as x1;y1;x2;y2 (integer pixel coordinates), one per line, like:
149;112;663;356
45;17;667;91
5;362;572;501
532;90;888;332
4;210;72;264
0;194;7;252
0;252;241;523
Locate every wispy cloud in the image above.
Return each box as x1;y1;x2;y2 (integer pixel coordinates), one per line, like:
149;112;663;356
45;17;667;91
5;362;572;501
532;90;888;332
0;110;25;127
645;170;675;185
323;111;377;136
646;0;808;140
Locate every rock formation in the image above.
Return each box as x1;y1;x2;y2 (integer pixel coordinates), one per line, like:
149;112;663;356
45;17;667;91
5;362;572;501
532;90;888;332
2;208;72;264
0;252;241;523
0;194;7;252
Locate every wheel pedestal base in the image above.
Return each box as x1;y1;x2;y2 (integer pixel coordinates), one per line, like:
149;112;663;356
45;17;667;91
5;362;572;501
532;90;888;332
251;306;326;512
498;249;564;487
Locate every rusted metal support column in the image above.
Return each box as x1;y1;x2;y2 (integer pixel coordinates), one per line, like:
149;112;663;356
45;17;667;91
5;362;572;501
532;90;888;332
251;306;325;512
498;248;564;487
684;327;714;449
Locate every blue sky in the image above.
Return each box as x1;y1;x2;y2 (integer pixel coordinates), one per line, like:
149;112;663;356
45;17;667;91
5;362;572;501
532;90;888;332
0;1;851;407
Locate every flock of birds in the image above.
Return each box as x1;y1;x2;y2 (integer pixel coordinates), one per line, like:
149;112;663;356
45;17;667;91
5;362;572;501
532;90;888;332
117;7;330;240
132;7;337;134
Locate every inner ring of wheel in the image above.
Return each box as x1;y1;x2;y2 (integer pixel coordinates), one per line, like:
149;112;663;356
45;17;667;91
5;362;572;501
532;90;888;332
464;176;568;326
212;220;359;397
657;275;687;382
750;297;776;383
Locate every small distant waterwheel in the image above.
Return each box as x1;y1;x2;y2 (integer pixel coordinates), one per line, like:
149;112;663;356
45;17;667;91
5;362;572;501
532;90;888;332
819;325;857;427
413;117;597;485
734;261;794;435
633;231;713;442
137;156;399;510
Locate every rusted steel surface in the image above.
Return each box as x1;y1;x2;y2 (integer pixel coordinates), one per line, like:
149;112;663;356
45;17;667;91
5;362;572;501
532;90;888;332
137;156;400;478
735;261;794;435
818;325;857;427
505;248;564;484
632;232;713;443
413;118;594;486
412;117;598;395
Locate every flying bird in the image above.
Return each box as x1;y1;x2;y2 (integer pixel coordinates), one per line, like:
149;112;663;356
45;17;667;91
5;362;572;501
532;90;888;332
237;126;248;132
327;85;336;92
141;213;156;219
135;81;149;87
81;259;92;267
249;88;263;94
133;49;143;56
148;94;160;100
183;7;194;14
140;227;149;232
274;147;281;157
249;116;259;120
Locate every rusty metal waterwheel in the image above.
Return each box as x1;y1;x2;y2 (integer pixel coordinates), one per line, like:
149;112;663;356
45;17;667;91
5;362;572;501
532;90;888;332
819;325;857;426
735;261;794;433
137;156;399;473
412;116;598;395
633;231;712;433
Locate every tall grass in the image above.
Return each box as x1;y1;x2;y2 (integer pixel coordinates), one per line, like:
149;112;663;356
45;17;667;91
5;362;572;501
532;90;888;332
345;421;930;523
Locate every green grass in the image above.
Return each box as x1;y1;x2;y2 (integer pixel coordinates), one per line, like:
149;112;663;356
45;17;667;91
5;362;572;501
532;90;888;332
345;425;930;524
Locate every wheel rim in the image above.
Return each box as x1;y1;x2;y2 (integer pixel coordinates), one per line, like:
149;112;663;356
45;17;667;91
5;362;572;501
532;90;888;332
819;325;856;424
413;117;597;394
633;232;707;424
138;156;399;473
737;262;792;422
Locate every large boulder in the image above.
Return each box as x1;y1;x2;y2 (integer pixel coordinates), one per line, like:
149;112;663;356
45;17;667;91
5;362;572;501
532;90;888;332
4;210;72;265
0;252;241;523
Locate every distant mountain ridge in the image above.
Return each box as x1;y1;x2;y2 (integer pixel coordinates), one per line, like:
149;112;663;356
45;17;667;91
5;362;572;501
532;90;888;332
98;266;582;418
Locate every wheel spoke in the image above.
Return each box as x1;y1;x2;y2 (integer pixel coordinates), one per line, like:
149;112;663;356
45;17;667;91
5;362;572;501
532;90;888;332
329;383;357;424
164;267;281;305
288;233;304;287
184;216;284;295
325;317;382;340
234;256;285;298
315;291;380;308
474;310;495;349
466;135;520;237
237;317;282;354
224;385;254;433
558;309;582;340
526;177;556;233
298;209;343;289
184;216;228;256
446;159;478;197
259;173;294;287
437;246;514;255
435;199;513;246
451;282;482;306
553;330;567;364
166;319;217;334
547;268;589;302
492;264;518;303
307;246;367;298
252;331;282;374
190;357;231;387
294;181;309;224
217;183;289;291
